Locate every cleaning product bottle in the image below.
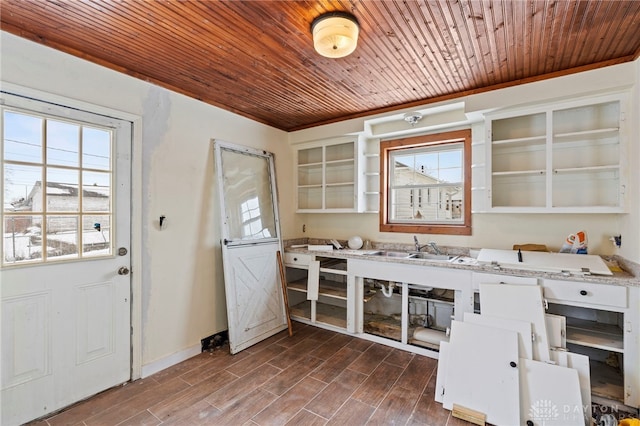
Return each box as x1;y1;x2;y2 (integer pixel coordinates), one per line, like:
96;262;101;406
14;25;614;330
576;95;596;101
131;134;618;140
560;233;575;253
573;230;588;254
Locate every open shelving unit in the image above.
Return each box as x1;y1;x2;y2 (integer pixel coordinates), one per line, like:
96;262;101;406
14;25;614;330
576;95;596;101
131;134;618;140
296;139;357;212
360;138;381;213
285;256;349;330
547;302;626;404
486;94;626;212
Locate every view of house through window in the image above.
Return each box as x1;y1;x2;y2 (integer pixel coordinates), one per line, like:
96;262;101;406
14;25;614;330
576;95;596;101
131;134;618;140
2;108;113;265
380;129;471;235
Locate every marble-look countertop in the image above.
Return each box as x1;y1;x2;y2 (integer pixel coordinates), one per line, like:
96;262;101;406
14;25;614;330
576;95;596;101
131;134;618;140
283;239;639;288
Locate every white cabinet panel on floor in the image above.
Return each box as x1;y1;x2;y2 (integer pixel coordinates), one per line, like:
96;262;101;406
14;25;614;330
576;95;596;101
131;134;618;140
479;283;551;362
442;320;520;425
519;358;584;426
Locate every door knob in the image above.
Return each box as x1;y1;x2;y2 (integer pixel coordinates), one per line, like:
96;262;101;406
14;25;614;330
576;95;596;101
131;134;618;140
118;266;130;276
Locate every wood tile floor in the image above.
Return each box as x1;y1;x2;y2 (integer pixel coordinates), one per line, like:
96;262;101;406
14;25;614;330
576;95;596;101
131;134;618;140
30;322;470;426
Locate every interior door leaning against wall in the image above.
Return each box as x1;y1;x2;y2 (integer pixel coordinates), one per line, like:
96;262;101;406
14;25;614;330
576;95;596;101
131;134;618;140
213;139;288;354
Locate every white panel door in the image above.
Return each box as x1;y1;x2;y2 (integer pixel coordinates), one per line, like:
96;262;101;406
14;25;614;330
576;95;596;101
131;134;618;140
463;312;534;360
1;94;131;425
443;320;520;425
519;358;584;426
214;140;287;354
479;283;552;362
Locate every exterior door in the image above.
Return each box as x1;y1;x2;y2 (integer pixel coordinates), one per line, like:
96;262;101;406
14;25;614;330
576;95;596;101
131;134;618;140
213;140;287;354
1;93;131;425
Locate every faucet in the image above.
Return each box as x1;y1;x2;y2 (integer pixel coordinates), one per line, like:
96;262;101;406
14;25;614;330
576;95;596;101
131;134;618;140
414;236;443;255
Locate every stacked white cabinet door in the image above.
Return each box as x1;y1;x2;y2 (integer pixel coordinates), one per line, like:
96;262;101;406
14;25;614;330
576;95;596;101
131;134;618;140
463;312;534;360
442;321;520;425
486;93;627;213
479;283;552;362
519;358;584;426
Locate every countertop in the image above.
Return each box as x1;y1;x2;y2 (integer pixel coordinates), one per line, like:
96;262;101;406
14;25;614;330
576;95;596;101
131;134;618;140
283;242;639;288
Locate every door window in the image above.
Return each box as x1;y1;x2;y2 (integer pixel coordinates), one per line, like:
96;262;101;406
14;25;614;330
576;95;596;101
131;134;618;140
2;109;113;265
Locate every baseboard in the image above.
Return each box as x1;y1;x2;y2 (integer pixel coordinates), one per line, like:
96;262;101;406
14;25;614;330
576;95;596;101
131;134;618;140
140;343;201;378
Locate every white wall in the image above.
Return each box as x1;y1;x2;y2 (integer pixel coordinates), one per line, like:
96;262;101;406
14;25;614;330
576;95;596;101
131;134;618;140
291;61;640;262
0;32;300;370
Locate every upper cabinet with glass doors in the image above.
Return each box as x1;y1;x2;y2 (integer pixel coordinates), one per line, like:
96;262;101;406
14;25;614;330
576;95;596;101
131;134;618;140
296;137;357;212
486;93;626;213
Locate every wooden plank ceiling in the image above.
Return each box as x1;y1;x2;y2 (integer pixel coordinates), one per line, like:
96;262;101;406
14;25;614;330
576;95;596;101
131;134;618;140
2;1;640;131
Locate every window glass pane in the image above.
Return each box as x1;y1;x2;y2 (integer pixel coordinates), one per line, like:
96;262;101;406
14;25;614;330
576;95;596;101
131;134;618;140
3;107;116;264
83;171;111;212
4;163;42;212
83;127;111;170
46;120;79;167
221;148;277;241
3;111;43;163
3;215;43;264
46;168;79;212
83;215;111;257
391;145;462;186
46;215;78;260
390;186;463;222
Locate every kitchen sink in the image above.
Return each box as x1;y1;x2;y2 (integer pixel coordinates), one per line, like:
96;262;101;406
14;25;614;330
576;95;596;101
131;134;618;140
366;251;457;262
367;251;414;258
408;253;457;261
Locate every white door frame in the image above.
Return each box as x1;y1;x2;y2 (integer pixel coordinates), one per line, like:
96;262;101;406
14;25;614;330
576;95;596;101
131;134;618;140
1;82;144;380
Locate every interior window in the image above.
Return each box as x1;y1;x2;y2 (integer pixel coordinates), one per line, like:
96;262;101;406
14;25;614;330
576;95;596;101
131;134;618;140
380;129;471;235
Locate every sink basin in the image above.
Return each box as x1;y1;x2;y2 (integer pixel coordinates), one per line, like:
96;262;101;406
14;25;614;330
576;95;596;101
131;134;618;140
367;251;413;258
408;253;457;262
366;251;456;262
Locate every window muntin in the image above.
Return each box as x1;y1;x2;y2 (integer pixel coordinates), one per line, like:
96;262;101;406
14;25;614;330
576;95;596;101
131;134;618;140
2;109;113;265
380;129;471;235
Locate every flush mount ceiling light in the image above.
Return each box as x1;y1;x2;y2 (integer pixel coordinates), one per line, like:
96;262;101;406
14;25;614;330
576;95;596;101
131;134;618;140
403;112;423;126
311;12;359;58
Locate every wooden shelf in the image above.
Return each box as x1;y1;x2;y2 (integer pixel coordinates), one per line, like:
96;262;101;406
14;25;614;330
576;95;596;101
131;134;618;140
298;161;323;167
492;135;546;146
554;127;618;140
364;312;402;342
316;303;347;328
288;278;347;300
565;317;623;353
291;301;346;328
493;169;546;177
553;165;620;174
290;300;311;320
325;182;354;187
590;359;624;402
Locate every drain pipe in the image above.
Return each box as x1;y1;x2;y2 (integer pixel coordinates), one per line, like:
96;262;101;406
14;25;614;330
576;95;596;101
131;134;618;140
379;281;395;297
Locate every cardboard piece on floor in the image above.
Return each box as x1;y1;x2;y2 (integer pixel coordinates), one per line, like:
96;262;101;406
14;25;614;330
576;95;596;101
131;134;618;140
479;283;551;362
519;358;584;426
443;320;520;426
464;312;534;360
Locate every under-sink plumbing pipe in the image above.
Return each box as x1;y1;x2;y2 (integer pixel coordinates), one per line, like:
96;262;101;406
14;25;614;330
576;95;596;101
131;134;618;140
379;281;395;297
